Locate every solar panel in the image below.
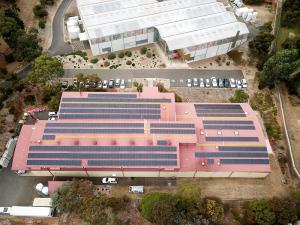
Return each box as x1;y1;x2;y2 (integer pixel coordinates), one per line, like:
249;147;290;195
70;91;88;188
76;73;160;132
218;146;267;151
157;140;168;145
220;159;269;164
150;123;195;128
88;93;137;98
59;108;160;114
59;114;160;119
60;103;160;108
62;98;171;103
195;152;268;158
42;135;55;140
88;160;177;166
197;114;246;117
27;160;81;166
28;153;177;159
44;128;145;134
207;159;214;164
205;137;259;142
203;120;254;125
195;104;242;109
29;145;177;152
46;123;144;128
150;129;196;134
204;125;256;130
196;109;244;113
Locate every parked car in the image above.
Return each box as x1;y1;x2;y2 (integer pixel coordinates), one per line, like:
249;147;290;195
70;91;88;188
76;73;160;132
236;79;242;89
224;79;230;88
129;186;144;193
115;78;121;87
89;81;97;88
73;78;78;87
241;78;247;88
102;177;118;184
98;81;103;88
48;112;57;119
199;78;205;88
102;80;108;88
108;79;114;88
211;77;218;88
61;81;68;89
0;207;11;214
205;78;211;87
218;78;224;88
186;79;192;87
120;79;125;89
229;78;236;88
193;78;198;87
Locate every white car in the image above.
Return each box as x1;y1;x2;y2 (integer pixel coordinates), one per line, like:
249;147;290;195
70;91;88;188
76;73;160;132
102;80;108;89
0;207;11;214
236;80;242;89
98;81;102;88
199;78;205;88
186;79;192;87
48;112;57;119
229;78;236;88
205;78;211;88
193;78;198;87
211;77;218;88
120;79;125;89
102;177;118;184
115;79;121;87
241;79;247;88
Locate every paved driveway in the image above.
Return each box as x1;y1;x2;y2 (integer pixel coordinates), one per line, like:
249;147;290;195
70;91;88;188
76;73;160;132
48;0;73;55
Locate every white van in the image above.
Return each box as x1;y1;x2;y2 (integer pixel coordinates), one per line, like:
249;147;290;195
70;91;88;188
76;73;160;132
129;186;144;193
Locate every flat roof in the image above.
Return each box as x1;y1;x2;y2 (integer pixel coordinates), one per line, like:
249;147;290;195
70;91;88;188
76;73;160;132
12;87;271;174
77;0;249;50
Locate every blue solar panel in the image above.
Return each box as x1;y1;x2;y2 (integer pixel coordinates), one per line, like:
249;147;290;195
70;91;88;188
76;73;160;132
150;123;195;128
44;128;145;134
157;140;168;145
42;135;55;140
220;159;269;164
203;120;254;125
28;153;177;159
27;160;81;166
59;114;160;119
29;145;177;152
88;160;177;166
195;104;242;109
62;98;171;103
195;152;268;158
207;159;214;164
46;123;144;128
150;129;195;134
88;93;137;98
196;109;244;113
218;146;267;151
60;103;160;108
204;125;255;130
197;114;246;117
205;137;259;142
59;108;160;114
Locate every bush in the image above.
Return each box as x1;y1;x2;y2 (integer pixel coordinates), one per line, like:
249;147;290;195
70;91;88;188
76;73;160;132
103;61;110;67
38;19;46;29
118;52;125;58
107;53;116;60
146;51;152;58
229;90;249;103
33;5;48;18
90;58;98;64
140;47;147;55
40;0;55;5
125;50;132;57
126;60;132;65
24;95;36;105
5;53;15;63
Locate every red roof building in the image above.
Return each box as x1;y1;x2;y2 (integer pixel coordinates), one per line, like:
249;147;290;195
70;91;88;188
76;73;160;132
12;87;271;178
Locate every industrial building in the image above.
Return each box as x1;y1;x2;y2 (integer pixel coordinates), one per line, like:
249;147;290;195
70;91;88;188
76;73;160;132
76;0;250;63
12;87;271;178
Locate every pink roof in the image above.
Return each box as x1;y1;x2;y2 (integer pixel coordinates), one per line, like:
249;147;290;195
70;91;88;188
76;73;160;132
12;87;271;174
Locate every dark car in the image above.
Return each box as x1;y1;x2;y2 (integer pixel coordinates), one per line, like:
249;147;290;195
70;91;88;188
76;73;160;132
218;78;224;88
108;79;114;88
89;81;97;88
224;79;230;88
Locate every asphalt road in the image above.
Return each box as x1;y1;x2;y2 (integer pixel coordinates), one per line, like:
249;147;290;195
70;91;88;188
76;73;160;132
48;0;73;56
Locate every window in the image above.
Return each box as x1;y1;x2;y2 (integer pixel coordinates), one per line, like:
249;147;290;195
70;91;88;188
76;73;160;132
136;39;148;45
113;34;121;40
102;47;111;53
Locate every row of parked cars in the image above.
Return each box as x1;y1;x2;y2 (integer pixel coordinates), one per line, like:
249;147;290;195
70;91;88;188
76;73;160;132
186;77;247;88
62;79;126;89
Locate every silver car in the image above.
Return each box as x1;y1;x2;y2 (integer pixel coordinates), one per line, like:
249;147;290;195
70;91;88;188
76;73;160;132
193;78;198;87
199;78;205;88
205;78;211;88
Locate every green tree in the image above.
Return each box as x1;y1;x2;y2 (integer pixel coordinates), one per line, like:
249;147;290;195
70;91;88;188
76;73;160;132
150;198;178;225
177;182;202;203
249;199;275;225
202;197;224;223
0;12;20;46
269;197;297;225
4;8;24;29
229;90;249;103
33;4;48;18
28;54;64;84
133;81;143;93
292;191;300;217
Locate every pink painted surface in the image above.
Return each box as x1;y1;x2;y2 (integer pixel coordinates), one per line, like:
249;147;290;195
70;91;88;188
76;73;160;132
48;181;64;196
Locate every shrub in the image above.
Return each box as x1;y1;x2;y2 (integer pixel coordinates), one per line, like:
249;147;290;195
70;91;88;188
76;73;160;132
103;61;110;67
5;53;15;63
118;52;125;58
38;19;46;29
24;95;36;105
125;51;132;57
229;90;249;103
126;60;132;65
146;51;152;58
90;58;98;64
140;47;147;55
40;0;55;5
33;5;48;18
107;53;116;60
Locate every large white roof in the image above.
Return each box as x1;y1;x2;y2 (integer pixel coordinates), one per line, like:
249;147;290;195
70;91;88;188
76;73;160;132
77;0;249;50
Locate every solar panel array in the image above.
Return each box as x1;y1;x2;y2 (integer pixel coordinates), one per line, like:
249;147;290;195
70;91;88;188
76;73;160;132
46;123;144;128
42;135;56;140
59;114;160;119
150;129;196;134
218;146;267;151
203;125;255;130
88;93;137;98
88;160;177;166
220;159;269;164
203;120;254;125
150;123;195;128
157;140;168;145
195;152;268;158
60;103;160;108
44;128;145;134
62;97;171;103
194;104;246;117
205;136;259;142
